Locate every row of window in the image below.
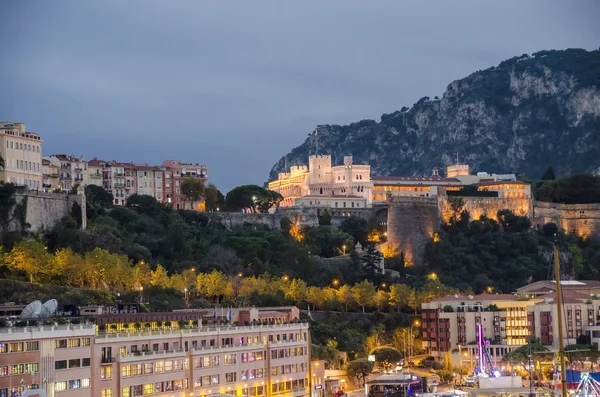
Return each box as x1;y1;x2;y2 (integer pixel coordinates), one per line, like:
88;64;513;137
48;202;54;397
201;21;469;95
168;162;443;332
5;140;41;153
0;363;39;376
56;337;91;348
55;358;91;370
5;158;41;172
224;351;265;365
55;378;91;391
121;359;188;378
0;341;39;353
271;347;308;359
272;378;307;394
271;362;307;376
123;379;187;396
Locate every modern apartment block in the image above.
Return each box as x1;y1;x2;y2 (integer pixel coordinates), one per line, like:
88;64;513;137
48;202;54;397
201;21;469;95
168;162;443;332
0;307;310;397
421;280;600;368
0;122;43;189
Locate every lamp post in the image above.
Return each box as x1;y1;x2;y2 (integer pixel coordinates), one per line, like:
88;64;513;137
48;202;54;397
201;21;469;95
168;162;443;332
342;245;346;255
139;286;143;304
410;319;421;366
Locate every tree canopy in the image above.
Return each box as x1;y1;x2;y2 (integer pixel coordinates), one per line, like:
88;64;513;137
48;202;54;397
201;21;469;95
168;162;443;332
225;185;283;213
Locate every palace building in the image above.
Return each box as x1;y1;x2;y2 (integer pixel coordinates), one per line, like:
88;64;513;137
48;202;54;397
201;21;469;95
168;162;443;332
268;155;373;211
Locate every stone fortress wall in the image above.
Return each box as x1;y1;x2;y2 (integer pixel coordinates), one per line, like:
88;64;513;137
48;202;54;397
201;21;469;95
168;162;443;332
533;201;600;239
386;196;439;266
2;190;85;232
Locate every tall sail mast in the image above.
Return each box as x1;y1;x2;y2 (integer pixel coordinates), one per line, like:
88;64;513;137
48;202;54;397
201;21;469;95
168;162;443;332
554;237;567;397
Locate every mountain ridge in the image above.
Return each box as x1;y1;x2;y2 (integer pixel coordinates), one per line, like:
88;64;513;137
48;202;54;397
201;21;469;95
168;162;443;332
269;48;600;181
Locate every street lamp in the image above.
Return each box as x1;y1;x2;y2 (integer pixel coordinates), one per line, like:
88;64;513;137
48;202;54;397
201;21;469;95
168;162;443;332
410;319;421;367
332;279;339;287
139;286;143;304
342;245;346;255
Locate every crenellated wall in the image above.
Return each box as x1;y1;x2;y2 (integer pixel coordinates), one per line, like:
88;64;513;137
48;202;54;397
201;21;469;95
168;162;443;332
438;194;532;223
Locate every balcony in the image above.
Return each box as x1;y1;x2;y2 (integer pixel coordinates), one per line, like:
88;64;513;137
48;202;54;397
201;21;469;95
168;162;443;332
89;174;101;179
119;349;185;363
114;172;124;177
75;177;83;182
114;183;125;188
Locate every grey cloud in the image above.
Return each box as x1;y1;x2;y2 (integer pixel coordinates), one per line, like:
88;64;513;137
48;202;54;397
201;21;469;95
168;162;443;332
1;0;599;191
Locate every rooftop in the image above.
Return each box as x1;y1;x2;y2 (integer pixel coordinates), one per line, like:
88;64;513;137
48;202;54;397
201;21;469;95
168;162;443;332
431;294;518;303
372;175;462;183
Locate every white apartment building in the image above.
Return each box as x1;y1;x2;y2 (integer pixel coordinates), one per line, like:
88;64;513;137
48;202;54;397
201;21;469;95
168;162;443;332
0;307;310;397
421;281;600;368
268;155;373;211
0;122;43;189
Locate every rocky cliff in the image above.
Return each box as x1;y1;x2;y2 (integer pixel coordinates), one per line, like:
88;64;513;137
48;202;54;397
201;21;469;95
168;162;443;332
270;48;600;180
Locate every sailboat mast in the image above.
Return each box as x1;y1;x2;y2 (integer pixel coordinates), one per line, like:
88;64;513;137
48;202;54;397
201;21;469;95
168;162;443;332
554;238;567;397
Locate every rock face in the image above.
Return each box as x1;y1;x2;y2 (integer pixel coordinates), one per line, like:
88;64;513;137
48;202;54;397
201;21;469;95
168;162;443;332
270;49;600;180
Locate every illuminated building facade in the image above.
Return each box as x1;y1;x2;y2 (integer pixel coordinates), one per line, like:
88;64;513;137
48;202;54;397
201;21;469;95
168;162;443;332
0;307;310;397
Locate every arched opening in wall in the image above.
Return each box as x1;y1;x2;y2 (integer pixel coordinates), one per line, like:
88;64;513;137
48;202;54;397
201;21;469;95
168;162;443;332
375;194;383;201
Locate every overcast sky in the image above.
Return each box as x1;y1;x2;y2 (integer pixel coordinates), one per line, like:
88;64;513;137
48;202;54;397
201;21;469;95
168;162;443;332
1;1;598;192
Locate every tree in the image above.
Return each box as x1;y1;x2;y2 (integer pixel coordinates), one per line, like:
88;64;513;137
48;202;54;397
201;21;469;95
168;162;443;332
204;183;224;212
225;185;283;213
361;244;383;274
389;284;413;311
0;153;4;170
370;346;403;370
85;185;113;217
286;279;308;305
180;178;205;210
540;166;556;181
55;247;86;287
351;280;376;313
5;239;55;283
336;285;353;312
340;216;368;246
346;358;373;385
318;209;332;226
307;287;325;310
150;265;170;287
374;290;388;311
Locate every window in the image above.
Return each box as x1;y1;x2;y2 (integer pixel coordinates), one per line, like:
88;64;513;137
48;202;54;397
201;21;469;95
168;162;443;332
164;360;173;372
68;379;81;389
225;353;236;365
143;384;153;395
144;363;153;374
101;366;112;379
122;387;131;397
132;364;143;375
55;339;67;349
101;389;113;397
26;341;39;351
154;361;164;373
55;382;67;391
25;363;39;373
226;372;236;383
10;342;24;352
82;358;91;367
82;378;90;388
69;359;81;368
81;338;91;346
55;360;67;370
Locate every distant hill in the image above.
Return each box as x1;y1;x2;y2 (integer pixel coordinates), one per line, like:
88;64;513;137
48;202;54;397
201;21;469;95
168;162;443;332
270;48;600;180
